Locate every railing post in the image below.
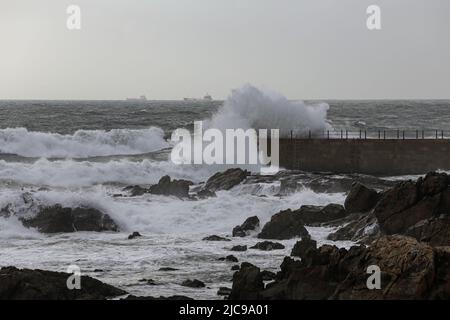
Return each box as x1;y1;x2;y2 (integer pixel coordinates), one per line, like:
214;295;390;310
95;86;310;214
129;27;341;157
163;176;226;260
436;130;438;139
327;130;330;139
402;131;405;140
378;130;380;139
422;130;424;139
308;130;311;139
364;130;367;139
359;130;362;139
341;130;343;139
397;129;399;139
383;131;386;140
290;130;293;140
416;130;418;139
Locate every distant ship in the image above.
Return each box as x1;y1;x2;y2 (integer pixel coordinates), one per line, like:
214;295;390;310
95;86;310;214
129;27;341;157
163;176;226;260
183;94;213;102
126;95;147;102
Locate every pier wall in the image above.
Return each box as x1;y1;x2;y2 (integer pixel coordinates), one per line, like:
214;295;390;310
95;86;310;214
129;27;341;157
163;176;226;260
279;139;450;175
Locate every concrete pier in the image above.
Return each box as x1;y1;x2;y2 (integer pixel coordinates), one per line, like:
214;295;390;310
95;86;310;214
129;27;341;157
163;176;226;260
279;138;450;176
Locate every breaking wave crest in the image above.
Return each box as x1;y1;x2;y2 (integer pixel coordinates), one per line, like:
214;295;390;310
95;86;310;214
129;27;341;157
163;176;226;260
0;127;169;158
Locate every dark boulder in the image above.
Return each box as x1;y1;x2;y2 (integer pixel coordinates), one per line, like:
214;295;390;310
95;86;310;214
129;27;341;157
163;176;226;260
344;182;380;213
231;245;247;252
232;216;260;237
229;263;264;300
0;267;126;300
204;168;249;192
296;204;347;226
231;265;240;271
258;209;309;240
196;189;217;199
123;185;148;197
260;270;276;281
149;175;192;198
405;215;450;246
219;255;239;263
21;205;119;234
202;235;231;242
250;241;285;251
181;279;205;288
128;232;142;240
217;287;232;296
291;236;317;260
158;267;179;271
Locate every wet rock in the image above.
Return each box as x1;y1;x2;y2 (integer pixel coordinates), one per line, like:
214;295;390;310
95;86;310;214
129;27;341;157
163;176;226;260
278;179;298;195
204;168;250;192
128;231;142;239
231;245;247;252
250;241;285;251
232;216;260;237
229;263;264;300
158;267;179;271
0;267;126;300
196;189;217;199
20;205;119;234
258;209;309;240
291;236;317;260
327;212;380;244
418;172;450;197
123;185;148;197
405;215;450;246
217;287;232;296
149;175;192;198
203;235;231;242
181;279;205;288
232;235;450;300
219;255;239;263
296;204;347;226
260;270;276;281
344;182;380;213
138;279;158;285
231;265;240;271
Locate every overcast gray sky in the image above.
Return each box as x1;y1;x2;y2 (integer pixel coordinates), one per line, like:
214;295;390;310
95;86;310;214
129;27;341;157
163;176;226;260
1;0;449;100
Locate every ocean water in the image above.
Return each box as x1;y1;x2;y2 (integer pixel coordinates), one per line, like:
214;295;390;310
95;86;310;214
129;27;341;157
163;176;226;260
0;87;449;299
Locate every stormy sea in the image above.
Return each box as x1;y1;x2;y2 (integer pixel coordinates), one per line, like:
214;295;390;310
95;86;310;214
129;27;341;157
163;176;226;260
1;85;449;299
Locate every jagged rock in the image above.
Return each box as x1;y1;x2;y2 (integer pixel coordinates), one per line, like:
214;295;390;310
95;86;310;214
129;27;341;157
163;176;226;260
0;267;126;300
202;235;231;242
418;172;449;196
250;241;285;251
232;216;260;237
344;182;380;213
181;279;205;288
219;255;239;263
158;267;179;271
278;179;298;195
258;209;309;240
204;168;249;192
231;245;247;252
231;235;450;300
291;236;317;260
196;189;217;199
20;205;119;234
217;287;232;296
261;270;276;281
229;263;264;300
123;185;148;197
231;265;240;271
405;215;450;246
128;231;142;239
295;204;347;225
149;175;192;198
327;212;380;244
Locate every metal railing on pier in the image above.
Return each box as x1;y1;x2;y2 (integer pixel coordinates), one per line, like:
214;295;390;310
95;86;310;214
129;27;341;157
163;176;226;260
282;130;450;140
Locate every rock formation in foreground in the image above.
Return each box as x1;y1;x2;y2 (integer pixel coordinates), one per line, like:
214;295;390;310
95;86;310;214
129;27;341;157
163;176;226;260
0;267;126;300
230;235;450;300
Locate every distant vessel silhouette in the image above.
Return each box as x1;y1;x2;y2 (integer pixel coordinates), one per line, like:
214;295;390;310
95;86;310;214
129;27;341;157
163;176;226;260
183;93;213;102
126;95;147;102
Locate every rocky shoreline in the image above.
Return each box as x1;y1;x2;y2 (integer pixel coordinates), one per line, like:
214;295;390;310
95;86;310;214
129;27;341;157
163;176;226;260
2;169;450;300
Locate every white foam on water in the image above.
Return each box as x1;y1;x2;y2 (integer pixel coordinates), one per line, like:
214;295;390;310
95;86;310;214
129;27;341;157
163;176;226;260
0;127;169;158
